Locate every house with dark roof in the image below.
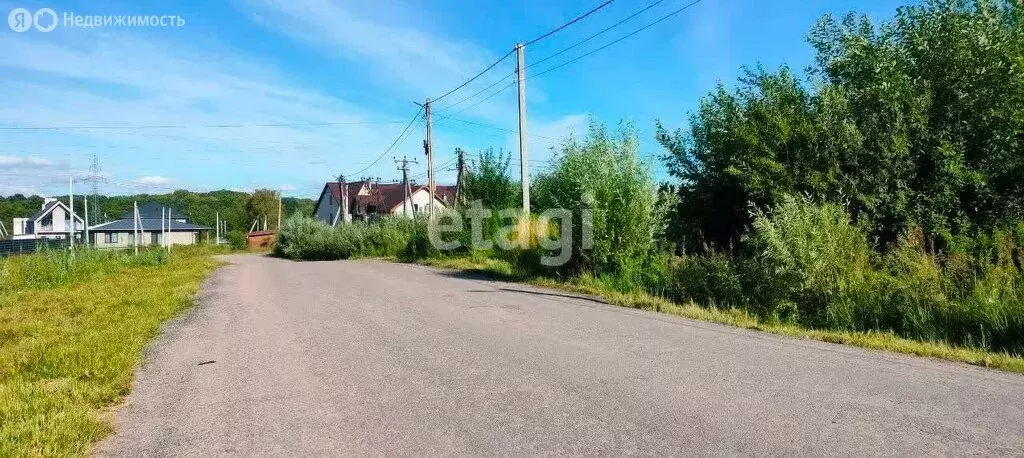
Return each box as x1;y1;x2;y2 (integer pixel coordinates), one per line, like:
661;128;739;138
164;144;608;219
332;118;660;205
88;204;211;248
312;180;457;225
11;197;85;240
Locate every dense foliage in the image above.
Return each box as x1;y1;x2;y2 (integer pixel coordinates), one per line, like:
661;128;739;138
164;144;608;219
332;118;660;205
533;122;668;277
658;0;1024;251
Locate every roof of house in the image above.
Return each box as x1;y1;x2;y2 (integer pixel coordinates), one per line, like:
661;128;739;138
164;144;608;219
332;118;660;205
119;203;189;221
319;181;457;214
29;199;85;223
89;218;210;232
29;200;61;221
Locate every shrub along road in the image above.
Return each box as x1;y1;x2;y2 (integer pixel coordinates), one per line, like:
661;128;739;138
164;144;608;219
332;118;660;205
97;254;1024;455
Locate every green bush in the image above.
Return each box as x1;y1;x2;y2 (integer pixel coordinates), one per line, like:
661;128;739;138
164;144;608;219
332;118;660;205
274;216;354;261
748;195;873;324
226;230;247;251
532;121;667;276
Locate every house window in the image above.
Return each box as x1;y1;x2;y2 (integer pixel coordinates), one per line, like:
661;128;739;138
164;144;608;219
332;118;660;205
413;204;420;212
151;232;160;245
105;233;119;244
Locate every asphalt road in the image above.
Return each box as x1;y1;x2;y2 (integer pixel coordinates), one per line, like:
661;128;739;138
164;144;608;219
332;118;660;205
96;254;1024;456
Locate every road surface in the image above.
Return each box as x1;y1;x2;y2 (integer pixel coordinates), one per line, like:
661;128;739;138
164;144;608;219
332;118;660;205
96;254;1024;456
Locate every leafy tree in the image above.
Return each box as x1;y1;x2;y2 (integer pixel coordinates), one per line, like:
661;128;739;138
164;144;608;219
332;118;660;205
462;148;519;210
245;189;280;231
533;121;665;275
659;0;1024;252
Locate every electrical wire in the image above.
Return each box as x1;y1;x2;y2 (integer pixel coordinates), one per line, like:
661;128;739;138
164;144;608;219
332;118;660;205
435;68;516;114
431;49;516;104
430;0;615;103
0;120;408;131
347;108;423;178
530;0;669;69
524;0;616;46
451;81;517;116
532;0;706;80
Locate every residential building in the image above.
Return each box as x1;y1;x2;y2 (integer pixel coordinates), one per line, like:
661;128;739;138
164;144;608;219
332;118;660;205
88;203;211;248
312;180;457;224
11;197;85;240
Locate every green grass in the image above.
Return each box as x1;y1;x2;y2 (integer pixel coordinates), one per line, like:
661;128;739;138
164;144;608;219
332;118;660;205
0;245;226;456
419;255;1024;374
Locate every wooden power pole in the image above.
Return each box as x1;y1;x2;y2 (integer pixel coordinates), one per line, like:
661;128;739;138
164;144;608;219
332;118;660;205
277;190;283;231
424;98;435;219
454;147;467;206
516;42;530;215
394;155;418;217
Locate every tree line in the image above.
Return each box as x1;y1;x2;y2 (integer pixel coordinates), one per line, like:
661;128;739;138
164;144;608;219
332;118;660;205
0;190;315;237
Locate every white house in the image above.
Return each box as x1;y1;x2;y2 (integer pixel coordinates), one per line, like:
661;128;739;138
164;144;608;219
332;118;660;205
11;197;85;240
313;180;457;224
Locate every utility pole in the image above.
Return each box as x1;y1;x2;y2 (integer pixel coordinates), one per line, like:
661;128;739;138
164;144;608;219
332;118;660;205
424;98;436;219
394;155;419;217
133;201;139;256
166;207;172;254
335;174;351;226
516;42;531;215
215;212;220;244
454;147;467;206
68;176;74;252
277;190;283;231
84;194;89;247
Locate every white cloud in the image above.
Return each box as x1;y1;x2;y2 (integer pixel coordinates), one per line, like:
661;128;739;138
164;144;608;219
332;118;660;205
0;29;416;196
135;175;171;186
0;155;54;168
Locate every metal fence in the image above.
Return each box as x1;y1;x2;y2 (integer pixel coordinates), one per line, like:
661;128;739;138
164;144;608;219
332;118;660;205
0;238;69;257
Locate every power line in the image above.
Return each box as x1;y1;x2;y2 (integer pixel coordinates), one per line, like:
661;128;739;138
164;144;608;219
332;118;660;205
435;68;516;114
531;0;669;69
451;81;518;116
533;0;706;80
347;108;423;178
432;50;516;104
0;120;408;131
430;0;615;104
524;0;617;46
432;112;557;140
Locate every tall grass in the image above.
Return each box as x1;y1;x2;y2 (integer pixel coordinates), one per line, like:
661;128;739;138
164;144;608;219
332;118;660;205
0;245;225;456
1;247;169;293
665;196;1024;354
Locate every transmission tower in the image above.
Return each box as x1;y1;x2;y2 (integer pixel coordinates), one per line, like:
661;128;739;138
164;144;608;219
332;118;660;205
85;155;105;223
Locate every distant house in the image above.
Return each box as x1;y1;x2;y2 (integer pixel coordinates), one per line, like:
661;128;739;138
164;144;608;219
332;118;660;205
312;180;457;224
88;203;211;248
11;197;85;240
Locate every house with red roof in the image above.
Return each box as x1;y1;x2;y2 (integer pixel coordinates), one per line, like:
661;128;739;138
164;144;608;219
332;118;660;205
312;180;457;225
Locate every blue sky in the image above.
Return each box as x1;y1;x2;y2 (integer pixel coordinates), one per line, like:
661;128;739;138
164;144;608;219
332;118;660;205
0;0;910;198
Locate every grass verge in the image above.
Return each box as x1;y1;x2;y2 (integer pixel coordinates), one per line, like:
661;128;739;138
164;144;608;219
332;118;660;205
419;255;1024;374
0;246;226;456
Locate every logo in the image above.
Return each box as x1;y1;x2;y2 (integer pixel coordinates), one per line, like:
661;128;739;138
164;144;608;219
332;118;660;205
8;7;31;32
8;7;57;32
33;8;57;32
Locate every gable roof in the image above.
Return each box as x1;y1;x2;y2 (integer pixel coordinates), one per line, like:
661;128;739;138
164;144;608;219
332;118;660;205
29;200;62;221
119;203;188;221
29;199;85;224
317;180;456;215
